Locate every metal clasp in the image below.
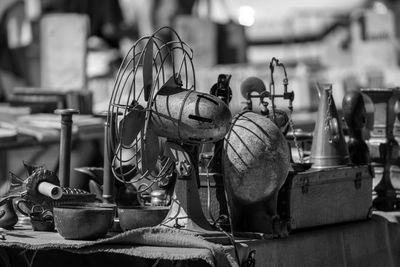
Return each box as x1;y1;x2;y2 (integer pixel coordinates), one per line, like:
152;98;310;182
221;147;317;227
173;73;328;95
354;172;362;189
242;250;256;267
301;177;310;194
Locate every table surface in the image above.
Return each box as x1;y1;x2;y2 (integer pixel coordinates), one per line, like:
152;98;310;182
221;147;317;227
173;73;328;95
0;212;399;267
0;113;104;150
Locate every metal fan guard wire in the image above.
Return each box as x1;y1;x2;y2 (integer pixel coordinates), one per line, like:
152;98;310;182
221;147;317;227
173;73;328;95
106;26;196;189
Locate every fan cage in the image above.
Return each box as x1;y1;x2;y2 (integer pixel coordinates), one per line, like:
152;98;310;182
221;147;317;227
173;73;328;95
106;27;196;189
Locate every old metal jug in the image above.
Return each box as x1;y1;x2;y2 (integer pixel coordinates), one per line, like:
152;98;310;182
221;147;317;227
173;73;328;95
310;84;350;168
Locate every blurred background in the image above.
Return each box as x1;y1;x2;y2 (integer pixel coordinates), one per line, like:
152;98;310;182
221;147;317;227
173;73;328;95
1;0;399;111
0;0;398;186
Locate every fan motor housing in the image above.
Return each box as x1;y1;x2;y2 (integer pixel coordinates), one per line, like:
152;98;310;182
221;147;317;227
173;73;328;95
150;87;232;144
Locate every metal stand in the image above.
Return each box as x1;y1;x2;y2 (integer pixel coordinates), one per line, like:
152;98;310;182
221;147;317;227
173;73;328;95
55;109;79;187
161;141;215;233
361;88;400;210
97;111;114;203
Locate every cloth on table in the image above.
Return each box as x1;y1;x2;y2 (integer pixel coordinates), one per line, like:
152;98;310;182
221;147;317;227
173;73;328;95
2;212;400;266
0;226;237;267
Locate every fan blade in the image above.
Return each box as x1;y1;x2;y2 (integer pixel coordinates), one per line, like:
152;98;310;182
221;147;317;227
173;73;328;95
162;74;182;89
155;74;183;96
120;106;145;146
140;127;159;174
74;167;103;185
143;38;154;101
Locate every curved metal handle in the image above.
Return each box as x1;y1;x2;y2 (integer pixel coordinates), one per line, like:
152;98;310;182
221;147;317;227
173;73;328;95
15;199;30;216
328;117;340;144
15;199;43;217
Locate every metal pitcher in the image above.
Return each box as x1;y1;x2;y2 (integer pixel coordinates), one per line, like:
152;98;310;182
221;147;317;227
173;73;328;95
310;84;350;168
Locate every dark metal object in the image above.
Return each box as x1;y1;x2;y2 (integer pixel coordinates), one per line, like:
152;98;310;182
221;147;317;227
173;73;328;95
361;88;400;210
240;76;269;113
97;111;114;203
21;166;96;211
55;109;79;187
210;74;232;104
30;215;54;231
342;91;370;165
240;59;303;162
143;38;154;101
208;74;233;173
269;57;294;120
240;57;296;119
29;210;54;232
25;168;60;201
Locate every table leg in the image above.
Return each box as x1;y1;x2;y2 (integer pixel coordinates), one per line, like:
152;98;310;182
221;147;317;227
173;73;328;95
0;247;11;267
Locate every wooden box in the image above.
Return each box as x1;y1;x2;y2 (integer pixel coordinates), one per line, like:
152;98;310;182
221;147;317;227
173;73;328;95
278;165;373;231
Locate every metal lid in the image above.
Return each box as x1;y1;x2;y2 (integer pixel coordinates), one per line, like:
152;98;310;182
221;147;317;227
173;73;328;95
150;190;166;198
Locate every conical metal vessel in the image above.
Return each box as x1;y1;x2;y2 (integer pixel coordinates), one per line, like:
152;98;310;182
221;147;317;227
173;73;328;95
310;84;350;168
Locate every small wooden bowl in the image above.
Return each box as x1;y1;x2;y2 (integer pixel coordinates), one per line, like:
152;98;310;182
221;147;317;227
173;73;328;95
118;206;169;231
54;205;115;240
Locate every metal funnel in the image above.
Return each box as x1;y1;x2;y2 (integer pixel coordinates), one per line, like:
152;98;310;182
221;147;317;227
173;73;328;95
310;84;350;168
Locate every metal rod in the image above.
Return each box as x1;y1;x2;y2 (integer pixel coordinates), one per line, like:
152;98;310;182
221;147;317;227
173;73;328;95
55;109;79;187
101;111;114;203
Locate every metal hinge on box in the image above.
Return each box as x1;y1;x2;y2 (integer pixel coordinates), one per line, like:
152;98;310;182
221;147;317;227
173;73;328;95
354;172;362;189
301;177;310;194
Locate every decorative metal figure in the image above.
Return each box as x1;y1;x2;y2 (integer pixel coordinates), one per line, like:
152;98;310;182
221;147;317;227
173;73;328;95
361;88;400;210
342;91;370;165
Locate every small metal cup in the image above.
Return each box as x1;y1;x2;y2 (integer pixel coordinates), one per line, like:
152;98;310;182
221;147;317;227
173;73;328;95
30;210;55;232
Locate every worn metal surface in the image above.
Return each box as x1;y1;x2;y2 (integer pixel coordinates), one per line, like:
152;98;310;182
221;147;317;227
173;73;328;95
310;84;349;169
223;111;290;204
55;109;79;187
151;87;232;144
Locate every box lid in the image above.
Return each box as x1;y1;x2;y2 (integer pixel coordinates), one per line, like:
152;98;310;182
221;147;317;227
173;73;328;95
289;165;373;189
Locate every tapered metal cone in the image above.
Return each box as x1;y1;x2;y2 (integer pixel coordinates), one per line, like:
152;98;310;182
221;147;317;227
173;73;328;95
310;84;350;168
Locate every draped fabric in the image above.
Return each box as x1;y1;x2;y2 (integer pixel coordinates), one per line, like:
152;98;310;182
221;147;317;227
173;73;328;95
0;212;399;266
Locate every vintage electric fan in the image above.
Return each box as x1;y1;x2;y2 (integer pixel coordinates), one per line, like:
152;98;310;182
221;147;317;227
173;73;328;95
106;27;231;233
